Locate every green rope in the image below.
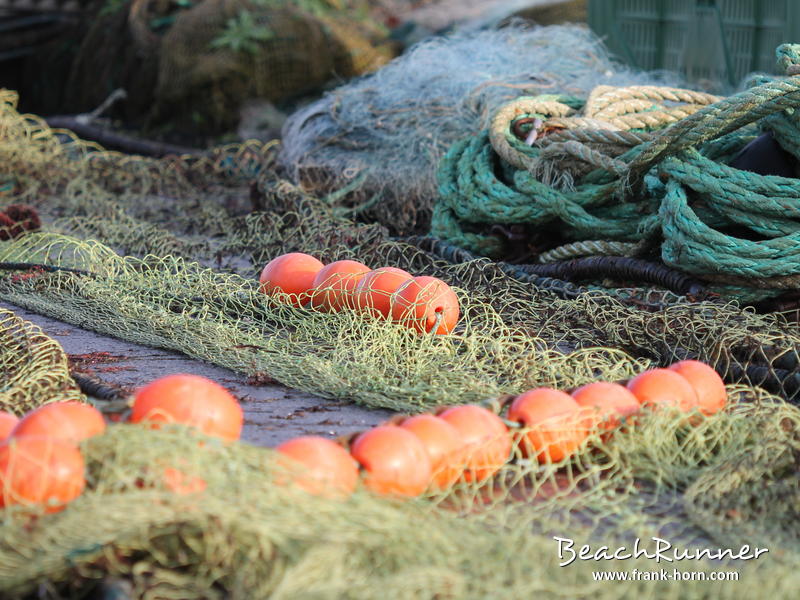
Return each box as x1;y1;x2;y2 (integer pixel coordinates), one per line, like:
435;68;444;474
431;43;800;302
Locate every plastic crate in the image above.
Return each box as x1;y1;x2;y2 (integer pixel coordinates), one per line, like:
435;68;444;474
588;0;800;89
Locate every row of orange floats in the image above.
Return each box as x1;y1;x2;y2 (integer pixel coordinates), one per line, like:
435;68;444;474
0;360;726;511
259;252;460;334
277;359;727;499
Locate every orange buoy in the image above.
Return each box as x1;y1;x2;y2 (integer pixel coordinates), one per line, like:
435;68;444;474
309;260;372;312
400;414;464;490
353;267;414;318
626;368;700;412
131;374;243;442
571;382;640;430
350;426;432;497
276;436;360;497
390;276;460;335
438;405;510;482
259;252;325;306
0;412;19;439
12;401;105;444
668;360;727;415
507;388;592;463
0;436;85;513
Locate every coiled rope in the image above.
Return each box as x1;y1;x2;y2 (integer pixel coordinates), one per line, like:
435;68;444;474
432;43;800;302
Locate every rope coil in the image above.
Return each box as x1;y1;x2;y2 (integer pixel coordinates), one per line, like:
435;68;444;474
432;43;800;301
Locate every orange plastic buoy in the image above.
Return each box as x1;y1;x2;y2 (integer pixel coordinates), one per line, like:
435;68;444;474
438;405;510;482
0;412;19;439
390;276;460;335
571;382;640;430
668;360;727;415
353;267;414;318
12;401;106;444
507;388;591;464
276;436;360;497
131;374;243;442
400;414;464;490
0;436;85;513
626;368;700;412
309;260;372;312
259;252;325;306
350;426;432;497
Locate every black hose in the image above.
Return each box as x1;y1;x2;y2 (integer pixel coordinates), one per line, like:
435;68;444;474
513;256;709;298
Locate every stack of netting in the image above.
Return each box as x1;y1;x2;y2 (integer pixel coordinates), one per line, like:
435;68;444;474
0;308;83;414
62;0;394;134
279;24;682;234
4;38;800;594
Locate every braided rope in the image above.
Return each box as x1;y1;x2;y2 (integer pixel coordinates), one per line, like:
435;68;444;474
537;240;643;263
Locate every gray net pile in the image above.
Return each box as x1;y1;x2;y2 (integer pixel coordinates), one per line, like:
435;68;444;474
279;24;684;234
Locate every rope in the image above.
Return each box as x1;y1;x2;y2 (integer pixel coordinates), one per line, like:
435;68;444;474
431;43;800;301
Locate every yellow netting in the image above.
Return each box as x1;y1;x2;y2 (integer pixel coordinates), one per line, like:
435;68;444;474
1;396;799;598
3;85;800;596
0;308;83;415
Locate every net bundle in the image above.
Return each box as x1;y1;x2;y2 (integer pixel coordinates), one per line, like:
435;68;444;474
63;0;393;134
0;308;83;415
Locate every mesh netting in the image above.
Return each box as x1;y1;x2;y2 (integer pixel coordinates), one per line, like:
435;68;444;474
63;0;393;135
0;308;83;415
279;24;684;234
4;47;800;593
1;396;800;598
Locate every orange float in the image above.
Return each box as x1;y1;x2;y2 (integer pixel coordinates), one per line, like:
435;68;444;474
400;414;464;490
131;374;243;442
12;401;106;444
162;467;208;495
350;426;432;497
276;436;360;497
0;436;85;512
571;382;640;430
259;252;325;306
309;260;372;312
390;276;460;335
668;360;727;415
0;412;19;439
438;405;510;482
353;267;413;318
626;368;700;412
507;388;592;463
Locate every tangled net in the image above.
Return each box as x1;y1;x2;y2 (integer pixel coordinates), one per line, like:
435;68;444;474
280;24;683;234
4;38;800;593
62;0;393;135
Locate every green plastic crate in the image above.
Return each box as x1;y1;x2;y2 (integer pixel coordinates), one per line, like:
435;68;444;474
588;0;800;89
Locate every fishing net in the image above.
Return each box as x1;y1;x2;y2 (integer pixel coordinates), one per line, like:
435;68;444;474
0;308;83;415
279;24;683;234
5;30;800;596
2;393;800;598
63;0;393;135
